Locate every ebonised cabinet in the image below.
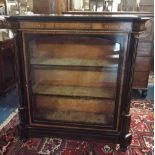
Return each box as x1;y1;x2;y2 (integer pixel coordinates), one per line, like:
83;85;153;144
4;15;149;151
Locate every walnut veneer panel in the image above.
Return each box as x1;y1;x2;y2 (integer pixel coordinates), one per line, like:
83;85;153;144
34;109;113;125
34;95;114;113
33;84;116;99
30;37;120;59
33;95;114;124
32;68;117;88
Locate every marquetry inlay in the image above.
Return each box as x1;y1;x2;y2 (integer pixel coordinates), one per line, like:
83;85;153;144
19;21;132;31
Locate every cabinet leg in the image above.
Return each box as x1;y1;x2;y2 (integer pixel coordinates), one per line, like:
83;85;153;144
142;90;147;98
17;124;28;142
120;144;128;152
120;133;132;152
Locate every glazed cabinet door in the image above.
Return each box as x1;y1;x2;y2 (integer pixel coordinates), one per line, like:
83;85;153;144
23;32;128;131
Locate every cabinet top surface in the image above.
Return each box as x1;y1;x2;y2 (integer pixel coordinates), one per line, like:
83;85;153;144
63;11;154;17
6;14;150;22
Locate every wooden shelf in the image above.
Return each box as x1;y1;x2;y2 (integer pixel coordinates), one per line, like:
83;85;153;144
32;84;116;99
35;95;115;114
34;110;113;125
31;57;119;68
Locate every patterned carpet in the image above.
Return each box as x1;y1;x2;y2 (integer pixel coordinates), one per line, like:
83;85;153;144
0;100;154;155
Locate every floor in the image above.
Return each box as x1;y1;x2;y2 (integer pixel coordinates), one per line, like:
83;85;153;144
131;83;154;100
0;87;19;124
0;83;154;125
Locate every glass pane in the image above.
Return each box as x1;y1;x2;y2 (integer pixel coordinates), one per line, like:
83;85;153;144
31;67;117;98
27;35;120;126
33;95;115;125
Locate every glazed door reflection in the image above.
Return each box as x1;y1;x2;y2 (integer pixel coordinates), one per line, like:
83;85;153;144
26;34;121;126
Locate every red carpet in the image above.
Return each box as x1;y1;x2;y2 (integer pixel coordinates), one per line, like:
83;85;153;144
0;100;153;155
